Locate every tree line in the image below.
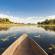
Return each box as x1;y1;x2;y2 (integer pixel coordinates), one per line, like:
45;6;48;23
0;18;13;23
37;19;55;25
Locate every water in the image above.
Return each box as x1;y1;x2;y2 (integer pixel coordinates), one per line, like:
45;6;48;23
0;26;55;55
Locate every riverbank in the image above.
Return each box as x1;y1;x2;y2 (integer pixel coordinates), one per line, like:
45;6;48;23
37;24;55;27
0;23;37;28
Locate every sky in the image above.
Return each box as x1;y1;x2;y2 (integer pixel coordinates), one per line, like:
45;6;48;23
0;0;55;23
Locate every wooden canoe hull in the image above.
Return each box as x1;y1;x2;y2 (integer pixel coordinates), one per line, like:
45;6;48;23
2;34;48;55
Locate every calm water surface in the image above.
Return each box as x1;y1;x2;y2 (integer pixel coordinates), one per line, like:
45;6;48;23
0;26;55;55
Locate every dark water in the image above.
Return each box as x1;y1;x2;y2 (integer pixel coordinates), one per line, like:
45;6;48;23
0;26;55;55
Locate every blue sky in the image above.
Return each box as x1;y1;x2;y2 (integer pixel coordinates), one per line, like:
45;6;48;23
0;0;55;16
0;0;55;23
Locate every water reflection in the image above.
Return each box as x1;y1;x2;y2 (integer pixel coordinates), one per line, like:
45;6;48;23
0;26;55;55
37;26;55;55
39;26;55;32
0;27;9;31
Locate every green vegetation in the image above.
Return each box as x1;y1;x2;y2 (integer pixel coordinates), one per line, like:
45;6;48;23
37;19;55;26
37;19;55;31
0;18;37;28
0;18;13;24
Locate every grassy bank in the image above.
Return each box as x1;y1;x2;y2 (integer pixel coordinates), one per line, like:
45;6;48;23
0;23;37;28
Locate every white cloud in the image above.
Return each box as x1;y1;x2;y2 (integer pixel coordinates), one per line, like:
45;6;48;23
48;15;55;19
0;14;55;24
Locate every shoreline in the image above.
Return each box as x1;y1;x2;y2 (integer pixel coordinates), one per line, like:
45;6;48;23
0;23;37;28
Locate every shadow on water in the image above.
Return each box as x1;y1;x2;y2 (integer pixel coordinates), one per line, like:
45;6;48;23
39;25;55;32
0;27;9;31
